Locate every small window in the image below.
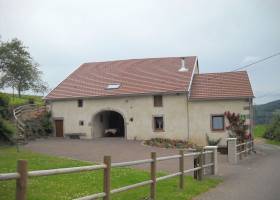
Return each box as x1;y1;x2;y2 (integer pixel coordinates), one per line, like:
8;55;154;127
106;83;120;89
154;95;163;107
153;116;164;131
78;99;83;107
79;120;84;126
211;115;224;131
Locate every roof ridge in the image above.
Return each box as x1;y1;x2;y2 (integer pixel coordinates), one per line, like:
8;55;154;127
83;56;197;65
196;71;247;76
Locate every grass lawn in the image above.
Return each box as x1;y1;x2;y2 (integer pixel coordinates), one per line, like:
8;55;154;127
0;146;221;200
254;125;280;146
266;139;280;146
253;124;268;138
5;93;44;107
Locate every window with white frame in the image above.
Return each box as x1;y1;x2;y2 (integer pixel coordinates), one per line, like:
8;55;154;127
153;116;164;131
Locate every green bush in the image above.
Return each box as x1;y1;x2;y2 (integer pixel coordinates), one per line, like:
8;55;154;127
0;93;10;119
0;118;17;136
40;111;53;135
206;134;221;146
264;114;280;141
144;138;195;149
28;97;35;104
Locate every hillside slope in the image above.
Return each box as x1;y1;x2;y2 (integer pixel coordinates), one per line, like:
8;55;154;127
254;99;280;124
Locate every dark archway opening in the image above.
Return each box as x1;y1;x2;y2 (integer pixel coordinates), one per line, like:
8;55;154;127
94;111;125;137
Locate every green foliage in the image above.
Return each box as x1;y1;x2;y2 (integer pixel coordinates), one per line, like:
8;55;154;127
144;138;195;149
253;124;267;138
40;111;53;135
206;134;221;146
0;118;17;136
0;92;10;119
7;93;44;106
0;38;48;96
28;97;35;104
266;139;280;146
254;99;280;124
0;147;222;200
264;114;280;141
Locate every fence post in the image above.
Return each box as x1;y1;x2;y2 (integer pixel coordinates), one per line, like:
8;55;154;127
103;156;111;200
239;143;243;160
16;160;28;200
227;138;237;164
248;140;251;155
198;148;203;181
244;141;248;157
204;146;218;175
179;150;184;189
150;152;156;200
193;156;198;180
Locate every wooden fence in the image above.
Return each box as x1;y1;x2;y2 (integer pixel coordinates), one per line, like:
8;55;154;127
0;147;218;200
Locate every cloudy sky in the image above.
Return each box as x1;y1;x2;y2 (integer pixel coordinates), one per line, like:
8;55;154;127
0;0;279;104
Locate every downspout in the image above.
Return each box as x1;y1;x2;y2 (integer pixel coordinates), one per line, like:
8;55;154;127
250;98;254;140
185;56;198;141
186;91;190;141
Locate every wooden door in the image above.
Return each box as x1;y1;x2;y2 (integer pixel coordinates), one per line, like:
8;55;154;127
55;120;64;137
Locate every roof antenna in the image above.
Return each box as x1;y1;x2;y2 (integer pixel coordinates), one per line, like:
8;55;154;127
178;57;188;72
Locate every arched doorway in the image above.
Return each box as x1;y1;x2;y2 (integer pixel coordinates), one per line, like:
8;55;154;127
92;110;126;138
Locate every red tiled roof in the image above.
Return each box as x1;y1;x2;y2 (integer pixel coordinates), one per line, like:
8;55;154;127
45;57;197;99
190;71;254;100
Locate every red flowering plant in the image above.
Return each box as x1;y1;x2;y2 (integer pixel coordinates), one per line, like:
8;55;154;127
224;111;249;142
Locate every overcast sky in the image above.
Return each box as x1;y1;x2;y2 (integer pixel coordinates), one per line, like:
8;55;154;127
0;0;279;104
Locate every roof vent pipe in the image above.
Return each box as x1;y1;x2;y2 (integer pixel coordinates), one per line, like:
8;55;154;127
178;57;188;72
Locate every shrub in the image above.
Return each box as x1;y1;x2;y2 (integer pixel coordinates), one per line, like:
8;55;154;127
0;117;17;136
206;134;221;146
40;111;53;135
0;93;10;119
144;138;195;149
225;111;249;141
28;97;35;104
264;114;280;141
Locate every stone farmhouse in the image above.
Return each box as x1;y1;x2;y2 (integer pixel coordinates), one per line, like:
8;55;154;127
45;56;254;145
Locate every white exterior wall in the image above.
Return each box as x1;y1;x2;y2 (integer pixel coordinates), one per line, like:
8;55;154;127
50;93;189;140
50;95;251;145
188;99;251;146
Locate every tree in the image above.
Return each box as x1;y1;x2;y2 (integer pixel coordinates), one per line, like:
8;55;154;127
0;38;48;96
264;114;280;141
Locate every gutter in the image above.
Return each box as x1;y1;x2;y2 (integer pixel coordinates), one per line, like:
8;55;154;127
44;91;187;102
186;57;198;141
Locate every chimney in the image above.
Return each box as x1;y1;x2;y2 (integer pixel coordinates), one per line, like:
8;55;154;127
178;57;188;72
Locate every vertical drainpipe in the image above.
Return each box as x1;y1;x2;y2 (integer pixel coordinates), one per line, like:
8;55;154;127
186;91;190;141
250;97;254;140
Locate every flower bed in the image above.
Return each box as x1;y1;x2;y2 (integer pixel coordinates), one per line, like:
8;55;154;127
144;138;196;149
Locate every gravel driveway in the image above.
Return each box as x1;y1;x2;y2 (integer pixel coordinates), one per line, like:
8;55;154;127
24;137;195;173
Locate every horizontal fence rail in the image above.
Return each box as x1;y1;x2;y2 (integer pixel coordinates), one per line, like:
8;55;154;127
0;147;218;200
228;138;254;164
